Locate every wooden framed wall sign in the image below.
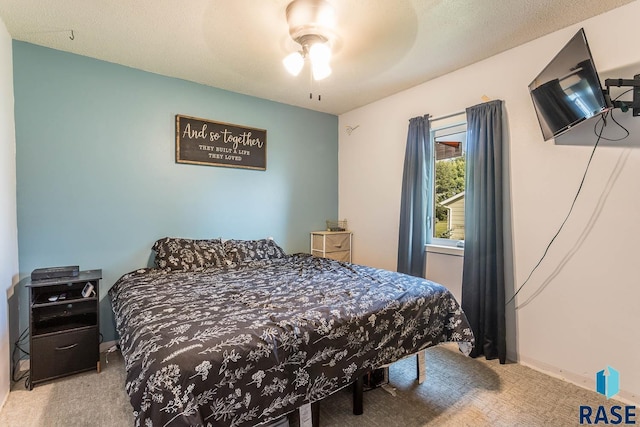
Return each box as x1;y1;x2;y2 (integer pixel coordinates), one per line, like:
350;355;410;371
175;114;267;170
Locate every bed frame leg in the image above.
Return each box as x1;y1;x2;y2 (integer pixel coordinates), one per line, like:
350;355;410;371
311;402;320;427
353;375;364;415
416;350;426;384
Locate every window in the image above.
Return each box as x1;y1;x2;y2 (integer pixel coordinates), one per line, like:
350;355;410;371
430;119;467;246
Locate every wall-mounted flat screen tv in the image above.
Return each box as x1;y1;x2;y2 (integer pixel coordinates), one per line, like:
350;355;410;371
529;28;611;141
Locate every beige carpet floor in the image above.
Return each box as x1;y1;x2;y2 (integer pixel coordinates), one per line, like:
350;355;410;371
0;344;626;426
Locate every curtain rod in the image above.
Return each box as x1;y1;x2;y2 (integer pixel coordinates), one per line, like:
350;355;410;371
429;110;466;122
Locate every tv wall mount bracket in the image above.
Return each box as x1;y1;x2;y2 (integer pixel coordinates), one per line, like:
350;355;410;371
604;74;640;116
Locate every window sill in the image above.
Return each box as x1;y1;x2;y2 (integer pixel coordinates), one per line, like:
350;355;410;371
425;244;464;257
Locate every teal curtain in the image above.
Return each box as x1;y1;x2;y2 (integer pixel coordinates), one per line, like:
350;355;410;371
461;100;506;363
397;115;431;277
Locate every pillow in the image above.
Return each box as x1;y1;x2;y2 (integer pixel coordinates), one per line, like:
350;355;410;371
152;237;227;271
223;238;287;265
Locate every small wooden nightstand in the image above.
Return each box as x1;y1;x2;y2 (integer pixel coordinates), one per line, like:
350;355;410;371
310;231;352;262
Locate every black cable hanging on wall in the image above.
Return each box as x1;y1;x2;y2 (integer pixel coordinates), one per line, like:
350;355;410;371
506;91;632;307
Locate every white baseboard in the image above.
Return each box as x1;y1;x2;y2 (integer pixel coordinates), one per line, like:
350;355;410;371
0;386;8;412
518;355;639;406
100;339;119;353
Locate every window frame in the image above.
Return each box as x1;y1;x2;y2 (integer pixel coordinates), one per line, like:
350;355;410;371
429;119;467;248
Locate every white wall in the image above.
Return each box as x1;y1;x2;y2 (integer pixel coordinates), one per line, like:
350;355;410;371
0;18;18;408
425;246;464;301
339;2;640;403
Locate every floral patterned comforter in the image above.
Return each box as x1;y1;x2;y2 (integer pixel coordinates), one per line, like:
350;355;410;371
109;254;474;427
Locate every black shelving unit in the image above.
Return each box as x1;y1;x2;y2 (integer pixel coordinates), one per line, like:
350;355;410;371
26;269;102;389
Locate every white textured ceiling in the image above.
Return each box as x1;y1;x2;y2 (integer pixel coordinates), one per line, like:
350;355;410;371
0;0;633;115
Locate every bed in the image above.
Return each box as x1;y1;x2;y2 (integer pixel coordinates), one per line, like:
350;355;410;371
109;237;474;427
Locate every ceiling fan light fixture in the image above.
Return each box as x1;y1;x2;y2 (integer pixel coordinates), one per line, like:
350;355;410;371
309;42;331;64
312;61;332;80
283;51;305;76
286;0;336;41
283;0;335;82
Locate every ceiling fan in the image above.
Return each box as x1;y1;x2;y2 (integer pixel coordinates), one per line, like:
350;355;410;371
282;0;336;81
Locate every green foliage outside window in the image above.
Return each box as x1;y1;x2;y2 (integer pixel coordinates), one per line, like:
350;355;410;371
434;156;465;222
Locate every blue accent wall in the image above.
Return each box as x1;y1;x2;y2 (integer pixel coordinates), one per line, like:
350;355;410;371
13;42;338;341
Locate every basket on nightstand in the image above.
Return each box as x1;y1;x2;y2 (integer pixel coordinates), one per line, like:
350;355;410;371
326;219;348;232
